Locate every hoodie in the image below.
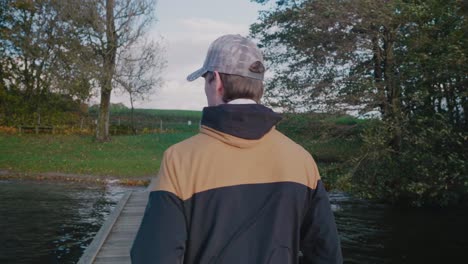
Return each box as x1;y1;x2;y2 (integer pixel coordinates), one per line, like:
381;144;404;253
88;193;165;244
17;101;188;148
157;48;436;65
131;104;342;264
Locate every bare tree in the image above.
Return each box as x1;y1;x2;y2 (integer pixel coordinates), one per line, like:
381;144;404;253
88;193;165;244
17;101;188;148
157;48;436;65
66;0;157;141
115;39;166;134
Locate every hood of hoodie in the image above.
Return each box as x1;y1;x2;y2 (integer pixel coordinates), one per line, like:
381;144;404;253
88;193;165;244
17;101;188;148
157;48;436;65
199;104;282;147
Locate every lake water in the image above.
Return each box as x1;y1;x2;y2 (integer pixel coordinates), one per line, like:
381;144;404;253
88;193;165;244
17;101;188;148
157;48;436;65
0;180;143;264
0;180;466;263
332;192;468;263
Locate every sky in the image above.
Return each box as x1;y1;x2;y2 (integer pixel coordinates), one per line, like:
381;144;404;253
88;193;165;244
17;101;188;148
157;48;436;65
110;0;265;110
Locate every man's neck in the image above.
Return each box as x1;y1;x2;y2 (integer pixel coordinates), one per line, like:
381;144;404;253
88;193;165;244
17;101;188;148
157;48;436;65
227;98;257;104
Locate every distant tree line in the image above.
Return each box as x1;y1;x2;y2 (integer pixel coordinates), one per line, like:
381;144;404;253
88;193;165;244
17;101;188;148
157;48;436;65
252;0;467;206
0;0;165;140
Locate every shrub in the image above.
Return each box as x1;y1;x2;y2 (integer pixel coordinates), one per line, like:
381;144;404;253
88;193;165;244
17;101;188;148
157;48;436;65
0;126;18;134
352;114;468;207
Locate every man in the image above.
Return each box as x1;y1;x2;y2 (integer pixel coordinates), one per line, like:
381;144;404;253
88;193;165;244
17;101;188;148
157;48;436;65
131;34;342;264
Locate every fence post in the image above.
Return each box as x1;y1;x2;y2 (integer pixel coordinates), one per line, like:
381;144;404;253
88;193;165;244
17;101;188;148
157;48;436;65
35;126;39;134
160;119;163;131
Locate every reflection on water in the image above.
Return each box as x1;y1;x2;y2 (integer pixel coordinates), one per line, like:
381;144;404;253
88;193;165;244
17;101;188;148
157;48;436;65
0;180;467;264
331;192;468;264
0;180;142;264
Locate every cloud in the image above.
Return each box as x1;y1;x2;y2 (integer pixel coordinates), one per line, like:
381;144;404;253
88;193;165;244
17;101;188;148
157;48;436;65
112;17;252;110
178;18;248;40
136;79;207;110
112;78;207;110
143;17;250;110
162;17;250;70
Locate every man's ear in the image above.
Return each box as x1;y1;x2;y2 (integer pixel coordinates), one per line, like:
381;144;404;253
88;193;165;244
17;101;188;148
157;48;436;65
214;71;224;96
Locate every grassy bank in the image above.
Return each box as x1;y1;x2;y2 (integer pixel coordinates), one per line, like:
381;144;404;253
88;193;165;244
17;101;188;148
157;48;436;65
0;133;195;177
0;111;365;189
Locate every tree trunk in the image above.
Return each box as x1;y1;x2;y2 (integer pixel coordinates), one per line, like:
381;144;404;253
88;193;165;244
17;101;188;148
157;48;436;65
130;92;136;135
96;89;111;141
372;30;385;116
383;27;402;152
463;96;468;130
96;0;117;142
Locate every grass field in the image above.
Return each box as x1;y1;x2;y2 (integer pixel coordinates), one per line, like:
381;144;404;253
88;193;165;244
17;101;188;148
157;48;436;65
0;109;365;189
90;106;203;120
0;133;194;177
95;108;203;134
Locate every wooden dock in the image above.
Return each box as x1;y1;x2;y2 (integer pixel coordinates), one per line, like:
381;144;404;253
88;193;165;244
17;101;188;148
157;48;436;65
78;190;149;264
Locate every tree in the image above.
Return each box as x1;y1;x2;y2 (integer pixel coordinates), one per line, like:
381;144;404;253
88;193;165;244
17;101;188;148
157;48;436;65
0;0;95;125
251;0;406;149
251;0;467;206
64;0;158;141
115;39;166;133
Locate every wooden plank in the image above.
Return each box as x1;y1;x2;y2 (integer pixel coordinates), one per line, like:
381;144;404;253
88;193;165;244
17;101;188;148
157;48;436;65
105;234;138;242
101;239;134;248
77;191;132;264
122;206;146;211
94;256;131;264
98;247;130;258
100;245;134;251
126;200;148;206
78;190;149;264
114;216;145;224
117;210;145;217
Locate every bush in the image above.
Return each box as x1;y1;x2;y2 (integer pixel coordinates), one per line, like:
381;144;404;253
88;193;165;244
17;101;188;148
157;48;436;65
352;114;468;207
0;126;18;134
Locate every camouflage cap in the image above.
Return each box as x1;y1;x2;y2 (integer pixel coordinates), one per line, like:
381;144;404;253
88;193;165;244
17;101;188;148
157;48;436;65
187;34;265;82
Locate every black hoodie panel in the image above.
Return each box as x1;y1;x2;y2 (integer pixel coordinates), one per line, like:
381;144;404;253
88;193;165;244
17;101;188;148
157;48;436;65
201;104;282;140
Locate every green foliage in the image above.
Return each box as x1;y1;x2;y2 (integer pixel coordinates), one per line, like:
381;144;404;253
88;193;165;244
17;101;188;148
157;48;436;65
87;108;202;134
329;116;366;126
252;0;467;207
353;115;468;207
88;106;201;120
89;103;128;112
277;113;365;189
277;113;364;140
0;90;84;126
141;109;202;119
0;1;161;141
250;0;399;113
0;0;96;127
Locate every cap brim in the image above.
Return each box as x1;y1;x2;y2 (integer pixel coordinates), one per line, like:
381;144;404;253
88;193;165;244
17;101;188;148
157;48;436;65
186;67;207;82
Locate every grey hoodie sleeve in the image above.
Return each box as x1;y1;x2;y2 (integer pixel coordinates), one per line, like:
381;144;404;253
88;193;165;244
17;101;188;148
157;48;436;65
300;180;343;264
130;191;187;263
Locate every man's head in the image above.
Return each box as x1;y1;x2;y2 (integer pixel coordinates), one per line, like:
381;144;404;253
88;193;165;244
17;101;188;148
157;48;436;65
187;34;266;106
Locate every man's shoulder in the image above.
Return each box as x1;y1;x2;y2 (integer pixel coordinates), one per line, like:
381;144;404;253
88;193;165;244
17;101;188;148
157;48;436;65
165;132;217;157
164;128;315;164
269;129;315;160
269;129;321;186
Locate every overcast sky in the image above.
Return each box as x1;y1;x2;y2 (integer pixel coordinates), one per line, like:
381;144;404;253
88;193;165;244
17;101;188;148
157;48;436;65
110;0;264;110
